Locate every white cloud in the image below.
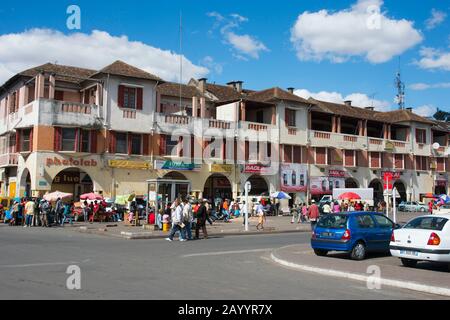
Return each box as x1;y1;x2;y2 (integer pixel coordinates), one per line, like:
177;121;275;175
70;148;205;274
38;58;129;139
207;13;268;60
0;28;209;84
409;82;450;90
425;9;447;30
200;56;223;75
415;46;450;71
290;0;422;63
294;88;392;112
413;105;437;117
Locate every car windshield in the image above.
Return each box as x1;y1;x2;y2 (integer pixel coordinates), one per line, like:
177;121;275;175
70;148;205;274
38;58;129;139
403;217;448;231
317;215;348;229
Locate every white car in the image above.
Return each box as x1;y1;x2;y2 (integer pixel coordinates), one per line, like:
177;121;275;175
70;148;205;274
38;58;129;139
390;214;450;268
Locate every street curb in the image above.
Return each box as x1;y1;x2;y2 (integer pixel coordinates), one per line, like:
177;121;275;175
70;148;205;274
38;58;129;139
77;227;310;240
270;245;450;298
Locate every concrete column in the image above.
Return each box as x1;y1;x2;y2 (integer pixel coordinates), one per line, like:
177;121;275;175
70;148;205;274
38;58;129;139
336;117;341;133
192;97;198;117
49;75;56;100
95;83;102;106
35;73;45;100
358;120;363;136
200;97;206;118
240;101;246;122
271;106;276;125
332;116;337;133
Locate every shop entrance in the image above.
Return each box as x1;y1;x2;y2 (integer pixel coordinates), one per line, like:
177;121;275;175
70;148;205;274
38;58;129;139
345;178;359;189
52;168;93;201
393;180;407;203
203;174;232;202
435;183;447;195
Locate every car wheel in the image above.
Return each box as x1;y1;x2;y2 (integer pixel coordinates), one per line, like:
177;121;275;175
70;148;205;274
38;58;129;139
350;242;366;261
401;258;418;268
420;207;426;212
313;249;328;257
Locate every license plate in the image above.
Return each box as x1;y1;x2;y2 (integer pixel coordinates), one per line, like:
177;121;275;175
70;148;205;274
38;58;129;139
321;232;334;237
400;250;419;256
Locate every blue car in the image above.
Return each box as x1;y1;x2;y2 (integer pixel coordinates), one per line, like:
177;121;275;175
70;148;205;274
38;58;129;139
311;212;401;260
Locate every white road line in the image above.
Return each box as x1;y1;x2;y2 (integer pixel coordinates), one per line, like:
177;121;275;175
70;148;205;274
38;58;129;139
0;259;91;268
182;248;275;258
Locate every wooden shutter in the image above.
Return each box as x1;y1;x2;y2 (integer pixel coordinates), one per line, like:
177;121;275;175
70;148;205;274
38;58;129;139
370;152;380;168
109;131;116;154
143;134;149;156
345;150;355;167
127;134;132;155
55;90;64;101
136;88;143;110
90;130;97;154
437;158;445;172
159;134;166;156
285;108;290;126
283;145;292;163
29;128;33;152
394;154;403;169
16;130;21;153
118;85;125;108
74;128;79;152
190;135;195;160
84;91;90;104
54;127;62;152
316;147;326;165
245;141;249;161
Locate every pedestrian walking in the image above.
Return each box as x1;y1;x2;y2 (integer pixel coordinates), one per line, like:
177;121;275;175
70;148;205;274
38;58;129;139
291;204;301;224
166;199;185;242
428;201;433;215
195;199;208;240
308;200;320;230
39;199;50;227
61;202;74;226
256;202;265;231
82;200;90;222
241;201;248;226
182;198;193;240
301;203;308;223
24;198;35;228
55;197;63;225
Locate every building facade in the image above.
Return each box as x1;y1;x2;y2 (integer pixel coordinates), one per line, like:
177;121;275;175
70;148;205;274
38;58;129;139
0;61;449;205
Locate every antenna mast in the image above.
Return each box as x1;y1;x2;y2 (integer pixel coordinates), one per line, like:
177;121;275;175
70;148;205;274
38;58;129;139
179;11;184;114
395;58;405;110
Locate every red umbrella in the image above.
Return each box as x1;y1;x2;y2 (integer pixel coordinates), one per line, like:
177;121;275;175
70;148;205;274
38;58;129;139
80;192;103;201
338;192;361;200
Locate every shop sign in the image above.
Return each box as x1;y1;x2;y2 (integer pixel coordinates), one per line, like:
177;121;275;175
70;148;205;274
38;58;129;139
328;170;346;178
243;164;274;175
53;172;80;184
154;160;201;171
210;164;233;174
38;180;48;187
310;177;345;196
108;160;152;170
281;163;307;193
382;171;401;180
436;180;447;187
46;157;97;167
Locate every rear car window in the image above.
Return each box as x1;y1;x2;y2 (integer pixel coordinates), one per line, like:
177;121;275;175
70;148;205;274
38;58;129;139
403;217;448;231
317;215;348;229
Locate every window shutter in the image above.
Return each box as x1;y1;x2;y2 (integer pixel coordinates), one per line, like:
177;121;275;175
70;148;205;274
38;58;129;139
136;88;143;110
191;135;195;160
109;131;116;154
245;141;249;161
29;128;33;152
90;130;97;153
143;134;149;156
159;135;166;156
16;130;21;153
285;108;290;126
74;128;79;152
316;147;326;165
55;90;64;101
54;127;61;152
84;90;90;105
127;134;132;155
118;85;125;108
283;145;292;163
293;146;301;163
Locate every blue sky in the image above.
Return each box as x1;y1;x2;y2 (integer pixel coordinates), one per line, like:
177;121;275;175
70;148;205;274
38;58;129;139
0;0;449;115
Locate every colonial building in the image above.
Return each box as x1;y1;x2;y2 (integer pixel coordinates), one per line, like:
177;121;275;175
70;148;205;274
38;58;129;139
0;61;448;205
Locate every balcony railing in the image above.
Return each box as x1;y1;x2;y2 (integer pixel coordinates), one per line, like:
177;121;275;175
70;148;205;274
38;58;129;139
165;114;190;125
247;122;268;131
61;102;93;114
0;153;18;167
209;119;231;129
314;131;331;139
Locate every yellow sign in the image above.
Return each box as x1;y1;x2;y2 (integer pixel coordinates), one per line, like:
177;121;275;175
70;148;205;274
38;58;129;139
385;141;394;151
210;164;233;173
108;160;152;170
9;182;16;198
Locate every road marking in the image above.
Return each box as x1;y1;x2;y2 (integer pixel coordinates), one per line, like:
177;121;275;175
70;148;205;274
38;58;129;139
270;251;450;297
0;259;91;269
182;248;275;258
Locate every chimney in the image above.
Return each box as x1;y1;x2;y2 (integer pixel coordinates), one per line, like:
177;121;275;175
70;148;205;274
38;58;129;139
235;81;243;93
198;78;207;93
287;87;295;94
344;100;352;107
365;107;374;111
227;81;236;88
406;107;413;112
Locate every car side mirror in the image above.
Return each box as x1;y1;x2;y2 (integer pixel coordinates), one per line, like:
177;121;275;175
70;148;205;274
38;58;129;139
394;223;402;229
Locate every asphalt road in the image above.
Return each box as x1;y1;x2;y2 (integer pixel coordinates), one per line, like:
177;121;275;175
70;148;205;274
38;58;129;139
0;226;445;300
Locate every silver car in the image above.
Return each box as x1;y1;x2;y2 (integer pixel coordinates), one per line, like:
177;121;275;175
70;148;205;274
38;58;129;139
398;201;428;212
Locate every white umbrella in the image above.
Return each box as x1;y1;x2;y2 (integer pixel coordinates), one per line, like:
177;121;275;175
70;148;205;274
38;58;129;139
270;191;292;200
43;191;73;202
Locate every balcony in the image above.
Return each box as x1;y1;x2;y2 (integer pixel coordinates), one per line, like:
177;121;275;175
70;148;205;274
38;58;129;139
239;121;277;142
154;113;194;135
310;130;366;150
0;153;18;168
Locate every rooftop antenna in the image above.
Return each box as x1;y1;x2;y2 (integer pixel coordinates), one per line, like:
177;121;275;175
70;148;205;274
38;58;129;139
369;92;378;109
395;57;405;110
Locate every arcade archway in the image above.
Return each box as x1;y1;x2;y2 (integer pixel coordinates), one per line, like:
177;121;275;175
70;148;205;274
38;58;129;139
203;174;232;201
393;180;407;203
345;178;359;189
52;168;93;201
369;179;384;206
246;175;269;196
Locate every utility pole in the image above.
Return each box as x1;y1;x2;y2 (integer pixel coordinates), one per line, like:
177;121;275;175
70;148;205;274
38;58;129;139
395;58;405;110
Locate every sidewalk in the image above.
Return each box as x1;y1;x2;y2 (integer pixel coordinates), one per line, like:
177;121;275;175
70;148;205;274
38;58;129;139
73;215;312;239
271;244;450;297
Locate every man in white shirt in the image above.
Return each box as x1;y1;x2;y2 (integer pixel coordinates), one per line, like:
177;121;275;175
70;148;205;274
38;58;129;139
181;198;193;240
166;199;186;242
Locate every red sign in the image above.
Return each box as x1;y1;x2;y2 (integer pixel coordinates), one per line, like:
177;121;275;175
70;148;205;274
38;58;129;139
46;157;98;167
243;164;273;175
329;170;346;178
382;171;401;180
436;180;447;187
